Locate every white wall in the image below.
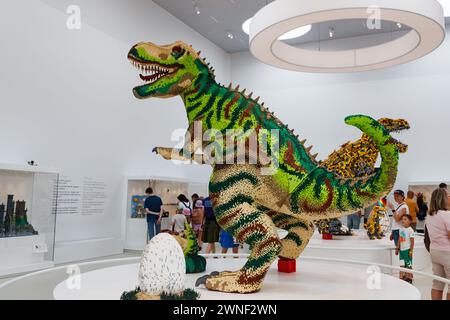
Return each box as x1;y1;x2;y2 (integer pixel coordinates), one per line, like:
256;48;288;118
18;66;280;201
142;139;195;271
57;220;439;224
230;28;450;194
0;0;224;263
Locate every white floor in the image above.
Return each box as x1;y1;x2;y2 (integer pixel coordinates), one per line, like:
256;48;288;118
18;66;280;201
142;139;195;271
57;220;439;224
53;258;420;300
0;250;442;300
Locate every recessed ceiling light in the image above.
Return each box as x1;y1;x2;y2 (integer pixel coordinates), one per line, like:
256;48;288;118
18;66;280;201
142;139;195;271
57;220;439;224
226;31;234;40
438;0;450;16
193;1;200;15
396;22;402;28
242;18;311;40
328;27;335;38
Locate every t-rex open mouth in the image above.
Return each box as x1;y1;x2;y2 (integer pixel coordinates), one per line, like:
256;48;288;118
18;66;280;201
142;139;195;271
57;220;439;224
128;57;179;86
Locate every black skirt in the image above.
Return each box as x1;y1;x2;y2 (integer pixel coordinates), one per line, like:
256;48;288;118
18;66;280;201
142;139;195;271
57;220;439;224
202;219;220;243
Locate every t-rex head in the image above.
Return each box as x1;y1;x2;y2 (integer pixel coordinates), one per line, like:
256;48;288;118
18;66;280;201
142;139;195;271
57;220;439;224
127;41;210;99
377;118;410;153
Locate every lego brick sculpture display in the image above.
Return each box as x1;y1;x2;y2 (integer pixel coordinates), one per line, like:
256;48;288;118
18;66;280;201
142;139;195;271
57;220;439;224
364;198;388;240
127;41;409;293
120;233;200;300
316;218;352;238
0;194;37;238
173;223;207;274
315;118;409;237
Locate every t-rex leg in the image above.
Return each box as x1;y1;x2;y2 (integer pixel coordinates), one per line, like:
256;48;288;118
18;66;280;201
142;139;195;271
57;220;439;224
204;202;281;293
199;165;281;293
268;211;314;259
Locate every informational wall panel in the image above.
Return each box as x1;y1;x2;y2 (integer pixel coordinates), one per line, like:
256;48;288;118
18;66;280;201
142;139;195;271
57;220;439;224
57;175;108;215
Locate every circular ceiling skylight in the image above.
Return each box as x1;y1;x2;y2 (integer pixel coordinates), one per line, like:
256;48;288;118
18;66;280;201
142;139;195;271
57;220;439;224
243;18;311;40
250;0;445;73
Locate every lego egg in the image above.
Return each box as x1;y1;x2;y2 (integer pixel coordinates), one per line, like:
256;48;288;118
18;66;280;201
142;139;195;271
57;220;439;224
138;233;186;296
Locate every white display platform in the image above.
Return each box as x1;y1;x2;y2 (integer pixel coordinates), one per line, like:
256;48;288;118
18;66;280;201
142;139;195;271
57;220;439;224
53;258;420;300
303;230;430;271
0;234;54;277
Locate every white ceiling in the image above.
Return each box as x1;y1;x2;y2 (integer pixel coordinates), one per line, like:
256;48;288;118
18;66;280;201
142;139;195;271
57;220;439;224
152;0;449;53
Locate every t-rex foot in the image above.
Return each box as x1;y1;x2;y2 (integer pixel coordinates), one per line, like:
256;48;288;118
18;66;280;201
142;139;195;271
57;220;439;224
197;270;262;293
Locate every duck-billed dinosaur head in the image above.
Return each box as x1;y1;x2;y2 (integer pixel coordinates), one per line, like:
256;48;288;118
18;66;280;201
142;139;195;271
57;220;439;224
377;118;410;153
358;117;410;153
345;115;410;154
128;41;210;99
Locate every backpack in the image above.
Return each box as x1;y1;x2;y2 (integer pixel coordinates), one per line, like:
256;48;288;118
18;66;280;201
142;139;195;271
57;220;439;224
180;202;192;216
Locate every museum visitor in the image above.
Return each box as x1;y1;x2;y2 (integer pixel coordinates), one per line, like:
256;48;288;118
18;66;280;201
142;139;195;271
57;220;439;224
144;187;163;241
347;209;362;230
176;194;192;224
202;196;220;254
416;193;428;233
396;214;415;283
425;188;450;300
191;194;205;251
388;190;409;247
171;207;187;234
405;191;419;230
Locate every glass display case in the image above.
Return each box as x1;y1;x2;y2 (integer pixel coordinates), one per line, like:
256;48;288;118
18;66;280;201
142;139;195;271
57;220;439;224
0;163;59;276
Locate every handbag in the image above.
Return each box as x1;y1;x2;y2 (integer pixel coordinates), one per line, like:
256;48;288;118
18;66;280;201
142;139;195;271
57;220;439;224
424;225;430;252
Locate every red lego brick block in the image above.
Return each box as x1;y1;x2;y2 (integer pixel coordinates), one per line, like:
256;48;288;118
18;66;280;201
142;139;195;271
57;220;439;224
278;258;296;273
322;233;333;240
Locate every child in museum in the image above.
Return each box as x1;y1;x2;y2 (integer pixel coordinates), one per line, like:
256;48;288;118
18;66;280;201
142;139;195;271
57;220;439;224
396;214;415;283
171;207;187;235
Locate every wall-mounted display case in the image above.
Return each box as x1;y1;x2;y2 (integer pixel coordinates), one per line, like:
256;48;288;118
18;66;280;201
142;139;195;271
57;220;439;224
0;163;59;276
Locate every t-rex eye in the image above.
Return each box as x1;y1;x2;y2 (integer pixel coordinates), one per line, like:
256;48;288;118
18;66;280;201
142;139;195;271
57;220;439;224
171;46;185;59
173;46;182;53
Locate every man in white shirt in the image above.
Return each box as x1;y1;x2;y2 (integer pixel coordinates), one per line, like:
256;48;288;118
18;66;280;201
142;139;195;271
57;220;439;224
388;190;410;247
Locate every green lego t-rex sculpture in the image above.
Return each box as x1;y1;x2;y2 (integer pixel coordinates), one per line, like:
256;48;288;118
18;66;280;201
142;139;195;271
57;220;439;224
127;41;409;293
